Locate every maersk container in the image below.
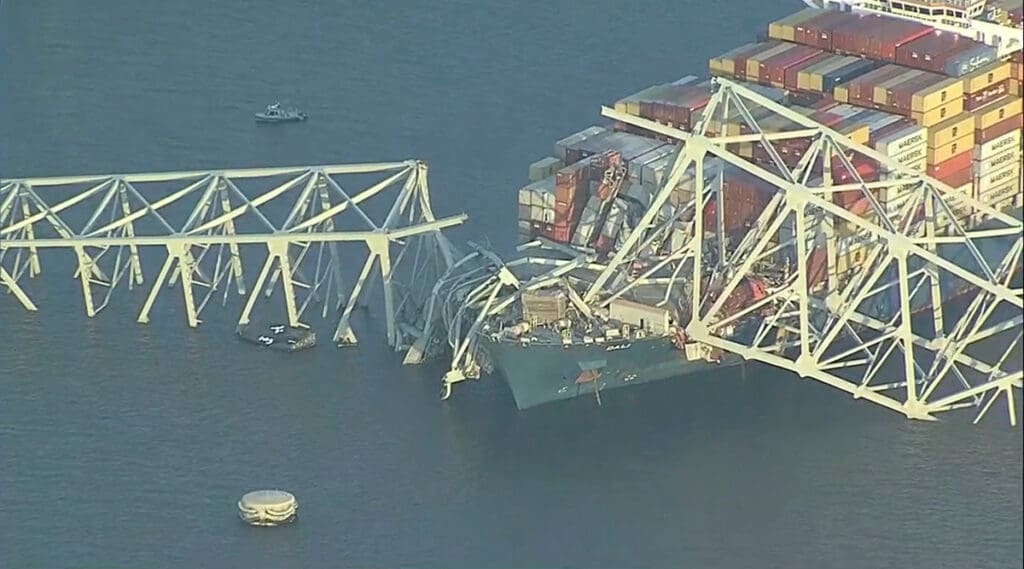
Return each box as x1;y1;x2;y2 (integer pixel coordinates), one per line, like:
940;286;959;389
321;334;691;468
973;146;1022;178
977;177;1021;207
975;161;1022;198
973;128;1022;161
976;114;1023;144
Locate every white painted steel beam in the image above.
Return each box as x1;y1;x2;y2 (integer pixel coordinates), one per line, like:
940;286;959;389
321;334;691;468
1;162;464;352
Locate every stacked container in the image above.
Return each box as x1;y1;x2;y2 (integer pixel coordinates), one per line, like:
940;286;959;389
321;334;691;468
517;177;557;243
970;94;1023;211
894;31;998;77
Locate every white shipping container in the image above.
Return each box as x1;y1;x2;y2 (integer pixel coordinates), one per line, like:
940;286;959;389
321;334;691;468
529;157;563;182
891;143;927;165
554;126;606;163
518;220;532;233
542;208;556;225
518;205;531;220
874;124;927;157
572;222;595;246
976;178;1020;206
629;145;676;182
518;187;533;206
973;128;1022;161
974;161;1021;197
972;147;1022;178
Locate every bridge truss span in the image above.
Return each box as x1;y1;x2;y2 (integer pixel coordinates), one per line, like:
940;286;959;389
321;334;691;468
589;78;1023;425
0;161;464;352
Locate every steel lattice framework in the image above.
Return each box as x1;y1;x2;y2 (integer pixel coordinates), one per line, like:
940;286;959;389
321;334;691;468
425;78;1024;425
1;161;464;351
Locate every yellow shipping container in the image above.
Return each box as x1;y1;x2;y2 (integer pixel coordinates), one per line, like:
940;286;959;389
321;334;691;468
910;77;964;114
912;98;965;128
927;113;974;149
962;61;1012;94
834;85;849;103
1011;80;1023;97
745;43;794;79
836;121;871;146
926;132;973;164
972;95;1023;131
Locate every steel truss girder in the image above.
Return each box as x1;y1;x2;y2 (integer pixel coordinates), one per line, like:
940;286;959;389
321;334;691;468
1;162;464;352
588;77;1023;425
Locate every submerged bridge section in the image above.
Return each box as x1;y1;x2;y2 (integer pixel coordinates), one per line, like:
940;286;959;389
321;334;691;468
1;161;464;352
427;78;1023;426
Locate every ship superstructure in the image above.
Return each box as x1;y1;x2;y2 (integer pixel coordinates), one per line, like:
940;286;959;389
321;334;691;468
804;0;1023;58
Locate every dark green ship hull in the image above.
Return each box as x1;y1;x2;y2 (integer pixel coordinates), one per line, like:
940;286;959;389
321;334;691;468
480;335;743;409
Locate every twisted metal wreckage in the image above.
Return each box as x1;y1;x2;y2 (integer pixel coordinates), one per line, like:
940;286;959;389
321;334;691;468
420;78;1024;426
1;79;1022;425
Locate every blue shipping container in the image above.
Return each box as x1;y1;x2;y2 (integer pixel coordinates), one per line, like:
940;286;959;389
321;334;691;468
823;58;880;94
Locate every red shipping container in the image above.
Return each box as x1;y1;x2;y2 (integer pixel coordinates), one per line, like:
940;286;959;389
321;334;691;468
764;45;825;87
885;71;949;114
964;79;1011;111
936;163;972;188
796;11;857;50
835;16;931;61
926;148;973;178
976;113;1024;144
784;52;834;91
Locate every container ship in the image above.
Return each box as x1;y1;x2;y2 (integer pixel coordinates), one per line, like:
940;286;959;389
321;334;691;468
433;4;1024;409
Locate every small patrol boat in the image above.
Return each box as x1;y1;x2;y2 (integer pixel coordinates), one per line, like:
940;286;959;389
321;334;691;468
237;322;316;352
255;101;307;124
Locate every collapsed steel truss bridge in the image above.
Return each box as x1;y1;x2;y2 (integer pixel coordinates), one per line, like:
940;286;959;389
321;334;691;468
426;78;1024;426
1;161;463;352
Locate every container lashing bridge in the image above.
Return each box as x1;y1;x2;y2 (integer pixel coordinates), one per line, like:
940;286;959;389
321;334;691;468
0;161;464;353
425;78;1023;426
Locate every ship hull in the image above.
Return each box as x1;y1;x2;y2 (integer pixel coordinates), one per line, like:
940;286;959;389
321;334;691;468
480;335;743;410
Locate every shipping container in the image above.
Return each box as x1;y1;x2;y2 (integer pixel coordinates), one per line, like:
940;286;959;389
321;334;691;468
555;126;606;164
627;145;675;184
843;65;907;105
972;146;1022;178
971;95;1023;131
765;44;825;88
768;8;827;42
1011;80;1023;97
892;145;928;169
710;42;771;78
926;113;974;149
976;114;1024;144
872;121;928;156
822;58;880;95
529;156;563;182
973;128;1022;161
794;53;849;92
876;69;928;105
795;10;857;51
976;178;1022;207
832;15;931;61
926;135;973;166
911;98;965;128
964;79;1011;111
895;32;998;77
963;61;1013;94
889;72;964;114
745;42;798;80
936;164;973;188
975;162;1022;200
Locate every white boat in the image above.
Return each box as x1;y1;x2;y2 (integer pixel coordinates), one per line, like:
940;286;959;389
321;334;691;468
803;0;1024;58
255;101;308;124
